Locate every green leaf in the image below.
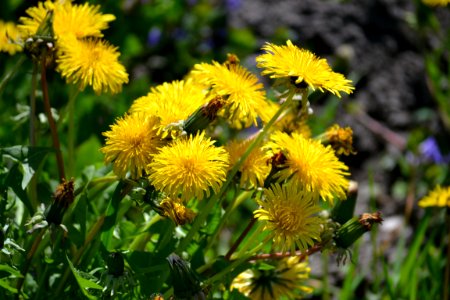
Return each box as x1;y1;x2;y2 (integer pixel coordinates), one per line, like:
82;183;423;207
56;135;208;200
0;264;23;278
66;256;102;300
0;279;18;294
1;146;52;188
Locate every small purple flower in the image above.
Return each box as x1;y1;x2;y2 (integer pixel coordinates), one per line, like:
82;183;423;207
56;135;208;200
226;0;241;11
418;137;450;164
147;27;162;47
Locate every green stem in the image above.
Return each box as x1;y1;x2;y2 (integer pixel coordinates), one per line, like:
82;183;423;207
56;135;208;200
54;216;105;296
0;55;26;97
300;88;309;119
28;62;39;212
224;217;257;261
40;57;65;182
67;88;80;178
205;190;253;252
204;234;269;286
176;90;295;253
444;208;450;300
15;228;47;297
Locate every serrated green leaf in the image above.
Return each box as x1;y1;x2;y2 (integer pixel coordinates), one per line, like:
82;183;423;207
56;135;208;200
66;256;102;300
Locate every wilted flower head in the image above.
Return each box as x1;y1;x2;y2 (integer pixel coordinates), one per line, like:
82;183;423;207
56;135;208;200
254;182;322;253
325;124;356;156
265;131;350;202
230;256;313;299
160;197;196;225
256;40;354;97
0;20;23;54
101;114;163;179
418;185;450;208
148;132;229;202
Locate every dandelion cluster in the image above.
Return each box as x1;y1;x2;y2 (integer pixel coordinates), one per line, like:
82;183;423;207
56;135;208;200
97;39;355;298
15;0;128;94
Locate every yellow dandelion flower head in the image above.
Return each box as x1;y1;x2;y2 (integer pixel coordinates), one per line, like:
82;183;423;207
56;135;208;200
418;185;450;208
0;20;23;54
256;40;354;97
231;257;313;300
18;0;115;39
159;197;196;225
265;131;350;202
129;79;208;137
254;182;322;253
52;2;115;39
18;0;70;37
148;132;230;202
101;113;163;179
325;124;356;156
422;0;450;6
56;36;128;94
226;139;271;188
190;61;268;129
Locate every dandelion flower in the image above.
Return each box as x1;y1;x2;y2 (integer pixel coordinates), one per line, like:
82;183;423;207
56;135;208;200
418;186;450;208
56;37;129;94
18;1;115;39
148;132;229;202
101;114;162;179
254;182;322;253
129;80;208;137
190;61;269;129
422;0;449;6
226;139;271;188
231;257;313;299
265;131;350;202
0;21;22;54
256;40;354;97
324;124;356;156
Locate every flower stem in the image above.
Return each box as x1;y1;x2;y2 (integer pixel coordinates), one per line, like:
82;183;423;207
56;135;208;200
250;243;323;261
205;190;253;252
67;87;80;178
204;233;269;286
28;62;39;212
16;228;47;296
176;91;295;253
0;55;26;97
40;58;65;182
444;208;450;300
225;217;257;261
54;215;105;296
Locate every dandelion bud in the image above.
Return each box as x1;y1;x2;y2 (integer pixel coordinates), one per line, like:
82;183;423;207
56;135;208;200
183;96;225;135
334;212;383;249
105;252;125;277
331;180;358;225
167;253;205;300
0;228;4;249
